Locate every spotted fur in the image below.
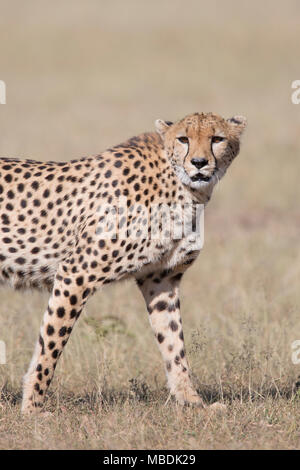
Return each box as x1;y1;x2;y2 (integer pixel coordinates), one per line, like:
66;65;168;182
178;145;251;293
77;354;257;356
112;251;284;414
0;112;246;413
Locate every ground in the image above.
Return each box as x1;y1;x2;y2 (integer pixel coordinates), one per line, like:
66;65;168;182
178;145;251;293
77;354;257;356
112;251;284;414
0;0;300;449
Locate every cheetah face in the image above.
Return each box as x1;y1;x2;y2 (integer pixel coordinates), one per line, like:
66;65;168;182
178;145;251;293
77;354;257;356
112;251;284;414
155;112;247;191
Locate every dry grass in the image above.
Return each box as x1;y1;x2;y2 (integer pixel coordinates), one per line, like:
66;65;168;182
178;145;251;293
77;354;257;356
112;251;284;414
0;0;300;449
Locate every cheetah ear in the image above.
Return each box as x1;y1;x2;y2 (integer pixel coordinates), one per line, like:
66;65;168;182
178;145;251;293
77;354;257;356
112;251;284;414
155;119;173;138
227;115;247;137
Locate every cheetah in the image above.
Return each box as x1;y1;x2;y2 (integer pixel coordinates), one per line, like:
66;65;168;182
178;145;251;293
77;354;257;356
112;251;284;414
0;112;246;414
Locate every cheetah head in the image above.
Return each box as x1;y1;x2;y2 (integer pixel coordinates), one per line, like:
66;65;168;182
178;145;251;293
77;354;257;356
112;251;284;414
155;112;247;191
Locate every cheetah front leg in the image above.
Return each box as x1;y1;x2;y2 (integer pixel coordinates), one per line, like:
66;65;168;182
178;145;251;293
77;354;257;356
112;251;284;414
136;269;205;407
21;264;94;414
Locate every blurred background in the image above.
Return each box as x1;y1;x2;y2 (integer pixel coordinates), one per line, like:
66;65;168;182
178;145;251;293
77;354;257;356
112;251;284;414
0;0;300;449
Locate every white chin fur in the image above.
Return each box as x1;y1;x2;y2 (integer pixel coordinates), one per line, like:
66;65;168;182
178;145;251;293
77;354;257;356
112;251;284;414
175;166;220;190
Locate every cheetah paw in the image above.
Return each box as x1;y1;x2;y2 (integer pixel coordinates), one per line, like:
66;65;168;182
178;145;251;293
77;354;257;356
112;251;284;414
171;389;206;408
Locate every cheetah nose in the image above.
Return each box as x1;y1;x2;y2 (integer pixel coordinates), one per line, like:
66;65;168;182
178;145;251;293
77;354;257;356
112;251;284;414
191;158;208;169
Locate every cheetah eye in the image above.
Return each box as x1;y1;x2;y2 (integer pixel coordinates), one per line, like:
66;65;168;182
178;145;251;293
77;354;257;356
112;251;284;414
177;136;189;144
211;136;225;144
